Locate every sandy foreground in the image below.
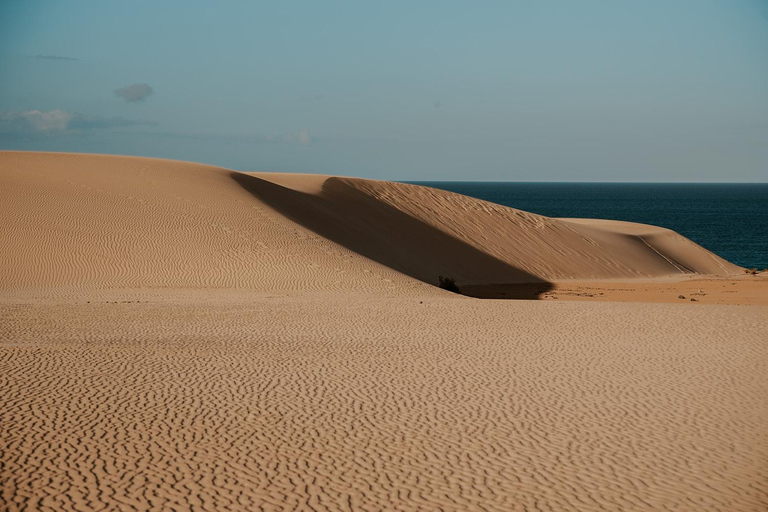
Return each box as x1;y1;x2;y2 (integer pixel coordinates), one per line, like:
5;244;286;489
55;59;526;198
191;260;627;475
464;275;768;305
1;152;767;511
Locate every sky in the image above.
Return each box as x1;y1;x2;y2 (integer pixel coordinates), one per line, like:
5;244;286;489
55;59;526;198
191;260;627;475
1;0;766;181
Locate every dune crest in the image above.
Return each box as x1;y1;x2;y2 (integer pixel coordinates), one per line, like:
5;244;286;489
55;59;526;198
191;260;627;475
247;173;739;284
1;151;739;296
0;152;739;298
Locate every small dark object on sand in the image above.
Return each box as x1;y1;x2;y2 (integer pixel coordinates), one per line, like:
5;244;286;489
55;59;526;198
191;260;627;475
438;276;461;294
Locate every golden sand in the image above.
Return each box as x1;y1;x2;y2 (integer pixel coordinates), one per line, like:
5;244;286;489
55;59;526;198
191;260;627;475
2;152;766;511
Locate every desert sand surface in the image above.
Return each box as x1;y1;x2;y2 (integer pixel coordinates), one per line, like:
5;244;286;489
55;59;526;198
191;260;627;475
464;274;768;305
1;151;767;511
0;151;745;295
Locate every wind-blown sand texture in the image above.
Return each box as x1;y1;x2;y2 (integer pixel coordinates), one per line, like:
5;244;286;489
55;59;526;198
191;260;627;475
1;152;767;511
0;152;744;294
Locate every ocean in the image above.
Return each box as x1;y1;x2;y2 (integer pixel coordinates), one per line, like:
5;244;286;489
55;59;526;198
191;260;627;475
409;182;768;270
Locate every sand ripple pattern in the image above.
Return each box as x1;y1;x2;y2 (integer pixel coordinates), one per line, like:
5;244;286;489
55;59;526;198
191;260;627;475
0;153;412;294
2;296;767;511
1;152;740;298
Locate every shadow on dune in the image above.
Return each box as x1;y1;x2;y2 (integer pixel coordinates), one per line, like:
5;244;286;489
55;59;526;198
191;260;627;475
231;172;554;299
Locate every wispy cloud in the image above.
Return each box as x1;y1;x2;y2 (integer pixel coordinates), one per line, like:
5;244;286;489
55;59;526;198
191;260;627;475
0;110;157;138
144;129;313;146
0;112;311;146
115;83;153;103
32;54;79;61
266;130;312;146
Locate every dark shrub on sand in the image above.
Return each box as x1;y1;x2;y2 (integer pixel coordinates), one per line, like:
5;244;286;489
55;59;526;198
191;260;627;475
438;275;461;294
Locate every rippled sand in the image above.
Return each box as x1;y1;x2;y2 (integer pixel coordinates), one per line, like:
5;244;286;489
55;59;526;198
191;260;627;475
2;293;766;511
1;152;767;511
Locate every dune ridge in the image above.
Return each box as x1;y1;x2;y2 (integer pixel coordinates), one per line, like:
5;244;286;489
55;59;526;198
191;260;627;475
0;151;740;296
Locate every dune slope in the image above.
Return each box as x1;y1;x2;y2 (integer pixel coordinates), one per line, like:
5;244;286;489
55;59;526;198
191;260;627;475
0;152;410;294
0;152;740;296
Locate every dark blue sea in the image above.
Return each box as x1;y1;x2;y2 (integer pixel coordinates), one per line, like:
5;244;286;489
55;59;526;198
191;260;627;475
409;183;768;270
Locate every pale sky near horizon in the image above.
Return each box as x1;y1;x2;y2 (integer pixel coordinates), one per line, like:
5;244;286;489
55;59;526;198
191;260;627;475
1;1;766;181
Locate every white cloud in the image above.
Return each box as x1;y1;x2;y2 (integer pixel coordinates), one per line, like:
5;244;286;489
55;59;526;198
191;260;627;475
0;110;157;137
7;110;72;132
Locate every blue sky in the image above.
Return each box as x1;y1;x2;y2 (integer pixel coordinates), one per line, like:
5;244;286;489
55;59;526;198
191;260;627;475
1;0;766;181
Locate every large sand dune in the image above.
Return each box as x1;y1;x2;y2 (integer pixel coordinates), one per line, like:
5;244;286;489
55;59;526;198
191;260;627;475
0;151;740;296
1;152;766;511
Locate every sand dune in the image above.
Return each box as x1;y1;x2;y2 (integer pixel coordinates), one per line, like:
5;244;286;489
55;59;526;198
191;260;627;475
0;151;741;296
2;152;767;511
